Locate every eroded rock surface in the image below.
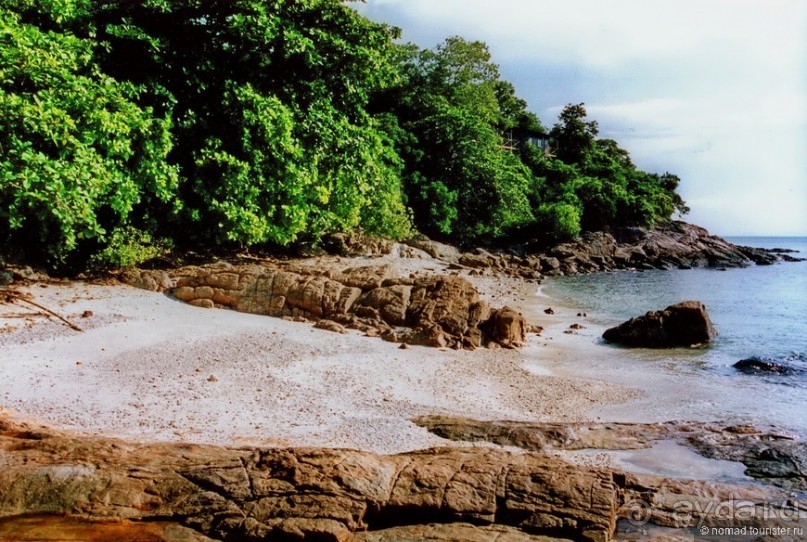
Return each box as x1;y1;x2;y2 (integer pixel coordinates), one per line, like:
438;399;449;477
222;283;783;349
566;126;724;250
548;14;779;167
0;415;617;542
414;415;807;492
121;262;526;349
1;415;802;541
602;301;716;348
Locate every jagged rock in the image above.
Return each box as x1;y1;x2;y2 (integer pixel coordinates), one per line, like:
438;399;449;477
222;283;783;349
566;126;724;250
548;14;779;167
602;301;716;348
336;264;397;291
354;285;411;326
407;276;480;335
536;221;793;275
119;268;175;291
459;253;494;269
320;233;394;257
402;236;462;262
121;263;526;350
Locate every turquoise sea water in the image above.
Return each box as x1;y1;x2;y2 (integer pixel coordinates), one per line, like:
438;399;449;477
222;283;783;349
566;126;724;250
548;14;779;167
541;237;807;431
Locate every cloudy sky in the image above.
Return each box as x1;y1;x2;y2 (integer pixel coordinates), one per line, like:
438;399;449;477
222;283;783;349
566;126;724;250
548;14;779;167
353;0;807;236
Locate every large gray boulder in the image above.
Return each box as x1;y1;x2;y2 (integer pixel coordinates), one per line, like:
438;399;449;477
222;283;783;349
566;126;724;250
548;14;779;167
602;300;716;347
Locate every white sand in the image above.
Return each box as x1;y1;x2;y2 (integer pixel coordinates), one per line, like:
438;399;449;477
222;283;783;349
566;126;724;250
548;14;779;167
0;258;639;454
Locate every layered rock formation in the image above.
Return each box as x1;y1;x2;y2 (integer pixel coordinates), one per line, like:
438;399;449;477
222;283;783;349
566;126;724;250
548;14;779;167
0;415;615;542
120;262;526;349
2;415;803;542
602;300;717;348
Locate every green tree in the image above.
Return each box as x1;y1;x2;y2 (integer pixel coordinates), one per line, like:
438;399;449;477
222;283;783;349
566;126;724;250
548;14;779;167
1;0;412;269
384;37;537;245
0;8;178;267
549;103;599;165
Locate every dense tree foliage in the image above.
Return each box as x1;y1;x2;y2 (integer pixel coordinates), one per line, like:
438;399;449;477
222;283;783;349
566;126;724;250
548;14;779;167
0;2;688;271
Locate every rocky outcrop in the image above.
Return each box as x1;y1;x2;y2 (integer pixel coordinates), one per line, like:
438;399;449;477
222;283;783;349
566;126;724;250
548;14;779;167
120;263;526;350
0;415;616;542
2;415;802;542
533;221;800;276
455;249;543;280
602;301;716;348
402;221;801;282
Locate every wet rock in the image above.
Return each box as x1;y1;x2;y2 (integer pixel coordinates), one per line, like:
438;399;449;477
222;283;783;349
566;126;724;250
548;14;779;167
602;301;716;348
733;356;798;375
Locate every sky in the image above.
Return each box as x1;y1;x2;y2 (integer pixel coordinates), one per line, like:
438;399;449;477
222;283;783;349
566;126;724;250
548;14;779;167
352;0;807;236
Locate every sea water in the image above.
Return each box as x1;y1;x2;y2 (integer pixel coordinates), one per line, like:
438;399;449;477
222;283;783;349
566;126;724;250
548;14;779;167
540;237;807;433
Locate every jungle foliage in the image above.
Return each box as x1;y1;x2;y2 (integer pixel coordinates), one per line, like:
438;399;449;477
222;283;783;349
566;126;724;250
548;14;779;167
0;0;688;270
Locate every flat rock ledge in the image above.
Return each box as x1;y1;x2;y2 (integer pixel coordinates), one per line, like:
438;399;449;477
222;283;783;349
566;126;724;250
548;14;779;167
120;261;526;350
1;415;802;542
415;415;807;492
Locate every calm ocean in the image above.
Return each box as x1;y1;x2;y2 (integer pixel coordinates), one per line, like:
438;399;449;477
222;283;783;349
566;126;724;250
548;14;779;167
541;237;807;432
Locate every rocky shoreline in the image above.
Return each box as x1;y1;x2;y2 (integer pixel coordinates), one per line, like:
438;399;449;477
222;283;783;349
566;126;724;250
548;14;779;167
1;222;804;541
107;220;801;353
411;220;801;280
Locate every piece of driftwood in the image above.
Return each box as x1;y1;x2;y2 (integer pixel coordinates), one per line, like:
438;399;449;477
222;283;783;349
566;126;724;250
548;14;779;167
0;290;83;332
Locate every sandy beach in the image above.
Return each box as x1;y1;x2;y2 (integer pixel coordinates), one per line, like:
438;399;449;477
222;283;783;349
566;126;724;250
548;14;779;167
0;254;639;454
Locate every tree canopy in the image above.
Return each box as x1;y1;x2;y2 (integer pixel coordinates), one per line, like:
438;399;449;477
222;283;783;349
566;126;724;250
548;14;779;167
0;1;688;271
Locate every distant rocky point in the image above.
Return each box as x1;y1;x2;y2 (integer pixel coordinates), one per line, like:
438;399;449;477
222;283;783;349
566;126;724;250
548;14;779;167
529;221;802;276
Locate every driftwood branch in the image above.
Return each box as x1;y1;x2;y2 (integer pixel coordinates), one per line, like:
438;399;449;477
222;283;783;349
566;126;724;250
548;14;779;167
1;290;83;332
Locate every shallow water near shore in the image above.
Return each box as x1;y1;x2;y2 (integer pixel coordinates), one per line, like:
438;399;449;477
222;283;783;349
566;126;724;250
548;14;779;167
539;237;807;434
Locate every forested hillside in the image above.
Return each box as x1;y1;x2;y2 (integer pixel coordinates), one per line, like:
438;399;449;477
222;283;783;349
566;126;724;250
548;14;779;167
0;0;688;271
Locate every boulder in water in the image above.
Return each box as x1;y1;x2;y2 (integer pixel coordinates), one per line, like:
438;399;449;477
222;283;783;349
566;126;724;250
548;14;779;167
602;300;716;348
733;356;796;375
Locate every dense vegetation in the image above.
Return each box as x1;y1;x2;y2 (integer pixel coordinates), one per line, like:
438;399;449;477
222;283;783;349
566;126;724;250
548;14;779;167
0;0;688;271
